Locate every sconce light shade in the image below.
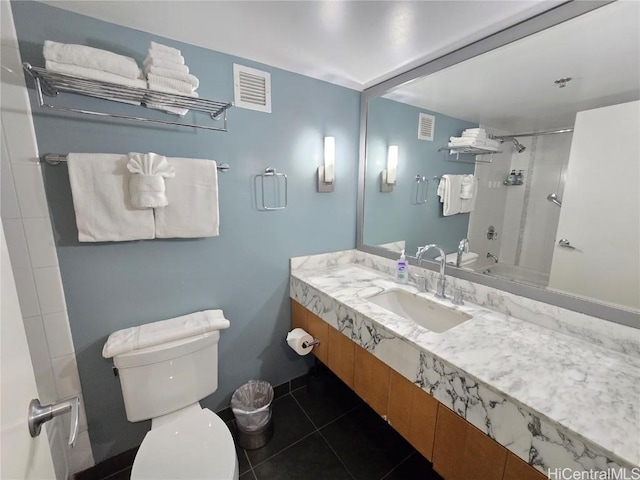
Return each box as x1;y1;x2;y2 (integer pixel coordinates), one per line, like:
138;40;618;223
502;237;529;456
381;145;398;192
318;136;335;192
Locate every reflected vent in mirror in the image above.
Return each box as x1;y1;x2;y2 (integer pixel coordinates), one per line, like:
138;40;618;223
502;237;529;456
418;113;435;141
233;64;271;113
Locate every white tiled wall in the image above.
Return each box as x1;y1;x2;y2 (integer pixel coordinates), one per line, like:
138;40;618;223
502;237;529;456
1;1;94;477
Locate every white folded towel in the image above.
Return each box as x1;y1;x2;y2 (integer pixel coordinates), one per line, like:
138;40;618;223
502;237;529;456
143;57;189;73
145;84;199;116
145;65;199;88
43;40;141;79
67;154;155;242
150;41;182;57
127;152;176;208
145;49;185;65
437;175;463;216
462;131;487;139
147;73;195;94
462;128;485;134
102;309;230;358
460;174;475;199
154;157;219;238
435;252;479;266
460;177;478;213
45;61;146;105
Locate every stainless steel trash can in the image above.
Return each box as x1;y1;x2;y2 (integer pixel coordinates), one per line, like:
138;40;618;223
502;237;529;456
231;380;274;449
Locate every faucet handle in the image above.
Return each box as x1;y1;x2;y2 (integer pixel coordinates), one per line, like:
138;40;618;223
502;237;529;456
452;287;464;306
413;273;428;292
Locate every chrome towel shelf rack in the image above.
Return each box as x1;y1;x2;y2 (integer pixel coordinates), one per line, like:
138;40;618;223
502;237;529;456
23;63;233;132
438;145;500;163
40;153;230;172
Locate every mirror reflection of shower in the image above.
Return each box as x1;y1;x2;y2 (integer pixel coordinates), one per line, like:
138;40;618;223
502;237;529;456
547;193;562;207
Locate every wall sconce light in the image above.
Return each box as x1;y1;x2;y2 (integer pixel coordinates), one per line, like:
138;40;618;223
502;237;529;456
380;145;398;192
318;136;335;193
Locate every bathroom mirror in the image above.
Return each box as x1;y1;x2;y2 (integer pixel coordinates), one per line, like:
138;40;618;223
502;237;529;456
357;1;640;324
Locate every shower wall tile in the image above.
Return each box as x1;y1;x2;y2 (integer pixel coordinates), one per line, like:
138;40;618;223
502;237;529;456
2;217;41;317
1;131;21;219
43;311;75;358
10;163;49;218
51;354;82;400
66;431;95;475
23;217;59;268
23;315;58;403
34;266;67;315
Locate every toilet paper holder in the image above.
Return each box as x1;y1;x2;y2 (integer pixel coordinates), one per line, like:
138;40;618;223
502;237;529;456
302;338;320;348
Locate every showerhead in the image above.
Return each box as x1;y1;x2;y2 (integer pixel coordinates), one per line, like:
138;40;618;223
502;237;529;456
511;138;526;153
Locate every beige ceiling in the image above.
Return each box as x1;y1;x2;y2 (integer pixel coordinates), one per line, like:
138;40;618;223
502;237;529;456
40;0;561;91
384;1;640;132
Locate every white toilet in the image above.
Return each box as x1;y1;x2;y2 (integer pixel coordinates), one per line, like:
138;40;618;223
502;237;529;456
109;329;239;480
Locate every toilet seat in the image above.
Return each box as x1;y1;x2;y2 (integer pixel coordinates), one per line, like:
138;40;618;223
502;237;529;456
131;408;238;480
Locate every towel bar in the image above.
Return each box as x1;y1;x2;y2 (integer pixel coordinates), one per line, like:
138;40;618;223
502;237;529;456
255;167;287;211
41;153;230;172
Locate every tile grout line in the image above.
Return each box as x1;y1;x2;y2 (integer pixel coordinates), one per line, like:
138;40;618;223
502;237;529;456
316;428;357;480
379;451;416;480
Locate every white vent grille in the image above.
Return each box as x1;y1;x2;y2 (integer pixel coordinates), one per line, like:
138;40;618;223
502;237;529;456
233;64;271;113
418;113;435;141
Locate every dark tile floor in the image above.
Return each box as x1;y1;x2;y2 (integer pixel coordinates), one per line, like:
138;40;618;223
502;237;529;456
230;367;443;480
84;367;443;480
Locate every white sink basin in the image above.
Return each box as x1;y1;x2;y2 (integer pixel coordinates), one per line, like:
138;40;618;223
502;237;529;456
367;289;471;333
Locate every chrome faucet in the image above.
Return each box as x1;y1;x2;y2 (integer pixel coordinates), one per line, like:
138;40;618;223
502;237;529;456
416;244;447;299
487;252;498;263
456;238;469;267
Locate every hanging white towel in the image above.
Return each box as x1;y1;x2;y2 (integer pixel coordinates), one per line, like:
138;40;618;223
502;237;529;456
154;157;219;238
43;40;141;79
67;154;155;242
127;152;176;209
437;175;463;216
460;177;478;213
102;310;230;358
460;174;475;199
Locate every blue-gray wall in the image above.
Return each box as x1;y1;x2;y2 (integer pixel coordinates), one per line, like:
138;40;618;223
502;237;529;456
364;96;476;257
12;1;360;462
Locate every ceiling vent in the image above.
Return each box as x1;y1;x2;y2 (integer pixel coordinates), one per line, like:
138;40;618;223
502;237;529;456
233;64;271;113
418;113;435;141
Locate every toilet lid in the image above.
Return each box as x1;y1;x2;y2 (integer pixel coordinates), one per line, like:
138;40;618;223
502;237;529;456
131;408;238;480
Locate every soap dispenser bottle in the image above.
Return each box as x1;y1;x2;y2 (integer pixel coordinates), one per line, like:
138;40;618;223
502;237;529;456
516;170;524;185
505;170;516;185
396;250;408;284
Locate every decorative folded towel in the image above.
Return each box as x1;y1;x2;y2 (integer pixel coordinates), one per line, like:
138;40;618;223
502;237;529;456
145;48;185;65
150;41;182;57
460;174;475;199
102;310;230;358
437;175;463;216
147;73;195;94
154;157;219;238
127;152;176;209
460;177;478;213
435;252;479;266
67;154;155;242
145;66;199;88
45;61;146;105
143;57;190;73
43;40;141;79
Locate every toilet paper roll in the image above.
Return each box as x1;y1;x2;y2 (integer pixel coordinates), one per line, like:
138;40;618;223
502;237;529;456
286;328;314;356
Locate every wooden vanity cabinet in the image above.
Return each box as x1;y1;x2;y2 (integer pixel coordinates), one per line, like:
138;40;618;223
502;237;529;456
291;301;547;480
503;453;547;480
353;344;390;417
327;324;355;388
387;369;438;461
433;404;508;480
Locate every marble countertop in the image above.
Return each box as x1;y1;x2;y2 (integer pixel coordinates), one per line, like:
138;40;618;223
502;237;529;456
291;260;640;468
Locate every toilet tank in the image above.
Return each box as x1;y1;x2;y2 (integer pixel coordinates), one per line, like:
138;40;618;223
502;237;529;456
113;331;220;422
